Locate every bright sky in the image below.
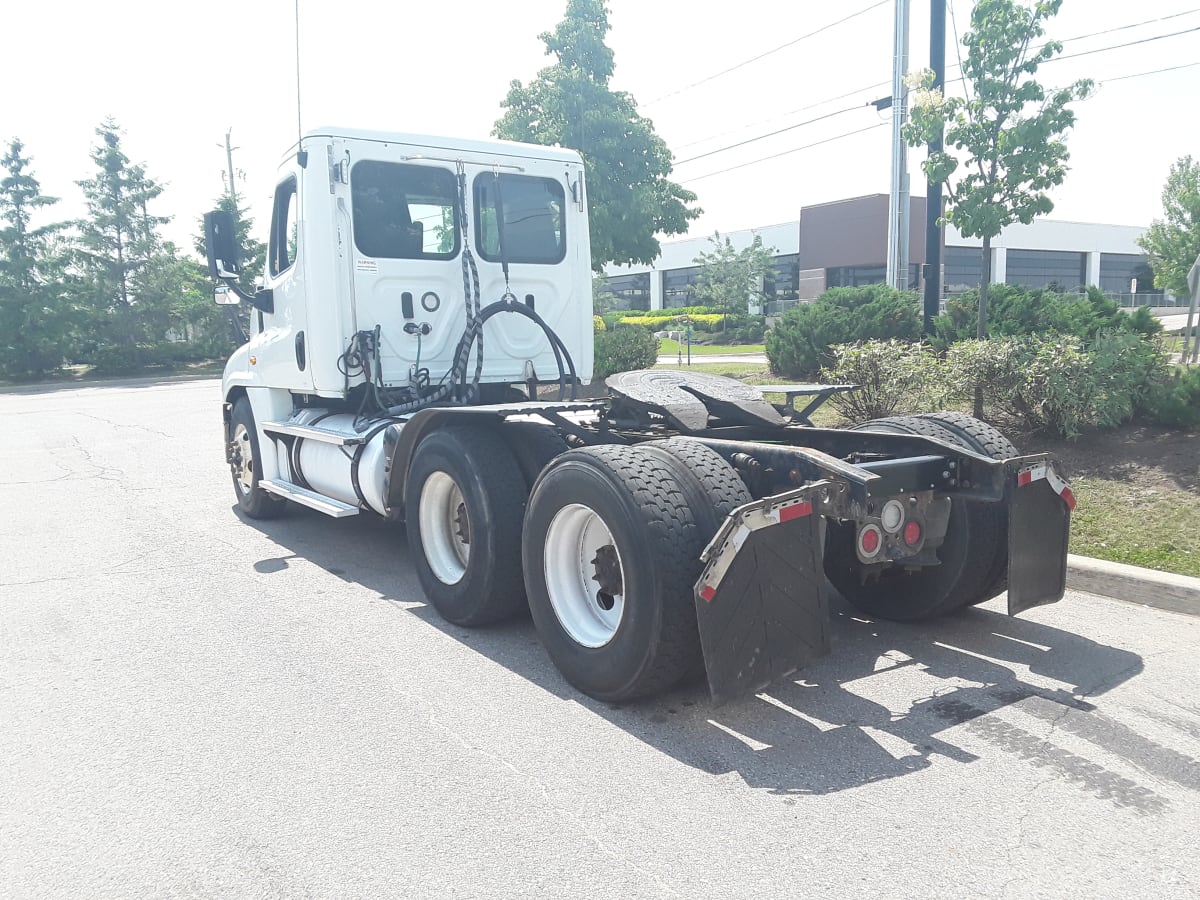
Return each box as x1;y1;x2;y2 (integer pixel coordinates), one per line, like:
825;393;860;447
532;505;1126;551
4;0;1198;253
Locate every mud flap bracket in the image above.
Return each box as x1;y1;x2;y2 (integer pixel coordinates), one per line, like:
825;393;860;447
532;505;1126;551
694;484;832;704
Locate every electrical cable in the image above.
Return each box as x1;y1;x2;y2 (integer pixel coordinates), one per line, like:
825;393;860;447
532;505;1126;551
673;105;864;167
679;122;888;185
644;0;890;106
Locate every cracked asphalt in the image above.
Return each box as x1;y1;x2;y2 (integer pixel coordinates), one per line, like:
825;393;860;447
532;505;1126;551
2;378;1199;898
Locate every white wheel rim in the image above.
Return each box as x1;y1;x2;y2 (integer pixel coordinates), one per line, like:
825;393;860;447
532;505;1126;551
543;503;625;648
419;471;470;585
232;423;254;495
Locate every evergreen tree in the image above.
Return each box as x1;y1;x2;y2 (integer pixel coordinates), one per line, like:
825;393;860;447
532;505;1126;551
75;119;173;361
0;139;71;378
495;0;699;270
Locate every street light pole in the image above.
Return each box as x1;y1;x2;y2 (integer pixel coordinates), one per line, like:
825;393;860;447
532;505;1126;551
886;0;912;291
923;0;946;333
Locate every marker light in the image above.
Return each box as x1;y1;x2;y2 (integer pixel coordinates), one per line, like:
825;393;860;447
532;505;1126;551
858;524;883;557
880;499;905;533
903;520;923;546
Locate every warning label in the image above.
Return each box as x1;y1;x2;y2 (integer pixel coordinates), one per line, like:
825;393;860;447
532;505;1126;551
355;258;378;273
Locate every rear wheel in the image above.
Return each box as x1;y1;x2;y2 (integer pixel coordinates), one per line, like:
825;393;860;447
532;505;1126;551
523;445;707;702
406;426;527;626
228;397;286;519
825;415;1003;621
915;412;1017;604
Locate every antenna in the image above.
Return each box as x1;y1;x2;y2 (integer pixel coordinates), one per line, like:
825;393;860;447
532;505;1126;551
294;0;307;166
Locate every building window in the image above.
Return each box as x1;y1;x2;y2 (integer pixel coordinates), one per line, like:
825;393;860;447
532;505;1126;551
944;245;983;294
662;265;704;309
1005;249;1086;291
1099;253;1159;296
826;264;919;290
765;253;800;302
601;273;651;311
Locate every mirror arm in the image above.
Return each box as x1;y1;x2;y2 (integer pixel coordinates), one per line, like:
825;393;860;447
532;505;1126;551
217;276;274;314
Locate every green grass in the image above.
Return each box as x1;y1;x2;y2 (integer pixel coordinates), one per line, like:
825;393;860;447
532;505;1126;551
658;339;765;356
1067;476;1200;577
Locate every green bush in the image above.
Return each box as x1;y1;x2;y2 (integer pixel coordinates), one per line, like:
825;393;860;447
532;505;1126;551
1139;366;1200;428
933;285;1162;349
820;340;945;423
593;325;660;379
944;332;1167;438
617;306;721;318
766;284;921;378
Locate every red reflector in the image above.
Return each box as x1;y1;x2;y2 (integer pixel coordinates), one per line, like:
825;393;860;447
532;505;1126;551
1061;487;1077;511
904;520;922;546
860;527;880;554
779;501;812;522
700;585;716;603
1018;470;1033;487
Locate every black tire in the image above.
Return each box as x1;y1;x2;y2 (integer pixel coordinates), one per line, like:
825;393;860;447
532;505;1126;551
915;412;1018;605
406;426;528;626
825;415;1002;621
505;423;569;490
645;437;753;529
523;445;707;702
228;397;286;519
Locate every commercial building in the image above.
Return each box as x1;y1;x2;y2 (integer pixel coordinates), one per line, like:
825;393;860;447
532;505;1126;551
601;194;1163;313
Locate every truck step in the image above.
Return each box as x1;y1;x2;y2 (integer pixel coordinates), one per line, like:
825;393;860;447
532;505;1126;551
261;421;364;445
259;479;360;517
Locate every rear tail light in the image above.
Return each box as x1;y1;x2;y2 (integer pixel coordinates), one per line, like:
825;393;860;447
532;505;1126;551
903;520;922;546
858;523;883;558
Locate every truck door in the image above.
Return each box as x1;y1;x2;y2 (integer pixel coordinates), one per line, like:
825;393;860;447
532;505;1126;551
252;171;314;392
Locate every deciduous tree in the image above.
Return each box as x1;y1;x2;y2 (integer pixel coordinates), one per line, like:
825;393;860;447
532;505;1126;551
905;0;1091;414
692;232;775;330
1138;156;1200;299
494;0;699;270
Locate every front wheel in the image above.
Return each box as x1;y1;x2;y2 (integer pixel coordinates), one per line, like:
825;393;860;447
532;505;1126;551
228;397;286;519
523;446;707;702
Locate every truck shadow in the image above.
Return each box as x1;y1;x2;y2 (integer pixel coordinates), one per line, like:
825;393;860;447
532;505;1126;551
239;506;1186;813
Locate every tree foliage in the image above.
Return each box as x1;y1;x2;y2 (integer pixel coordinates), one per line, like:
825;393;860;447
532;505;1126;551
494;0;699;270
1138;155;1200;298
692;231;775;327
0;139;72;378
904;0;1092;341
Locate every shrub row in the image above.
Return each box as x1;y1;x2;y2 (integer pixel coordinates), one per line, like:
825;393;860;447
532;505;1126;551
767;283;1165;380
820;333;1190;438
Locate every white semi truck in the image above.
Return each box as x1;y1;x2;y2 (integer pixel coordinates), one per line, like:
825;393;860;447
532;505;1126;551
205;127;1075;704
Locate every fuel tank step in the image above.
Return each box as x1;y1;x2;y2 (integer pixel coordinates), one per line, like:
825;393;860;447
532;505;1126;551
259;479;360;517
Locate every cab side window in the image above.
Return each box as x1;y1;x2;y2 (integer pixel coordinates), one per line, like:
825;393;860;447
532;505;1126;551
269;177;299;277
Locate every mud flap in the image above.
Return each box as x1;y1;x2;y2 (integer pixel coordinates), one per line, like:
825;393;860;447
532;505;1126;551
1007;460;1074;615
694;485;831;705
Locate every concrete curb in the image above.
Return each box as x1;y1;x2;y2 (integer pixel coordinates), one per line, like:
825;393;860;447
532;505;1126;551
1067;554;1200;617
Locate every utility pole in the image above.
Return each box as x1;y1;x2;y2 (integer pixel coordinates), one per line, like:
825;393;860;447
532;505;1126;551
885;0;911;291
219;128;239;214
922;0;946;334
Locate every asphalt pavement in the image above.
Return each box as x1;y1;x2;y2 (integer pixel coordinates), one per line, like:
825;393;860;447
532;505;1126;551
2;378;1198;898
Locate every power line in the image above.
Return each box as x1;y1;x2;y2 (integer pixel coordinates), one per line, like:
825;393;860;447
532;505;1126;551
1042;24;1200;64
664;15;1200;182
679;122;888;185
644;0;890;106
1056;7;1200;45
674;105;864;166
1100;59;1200;82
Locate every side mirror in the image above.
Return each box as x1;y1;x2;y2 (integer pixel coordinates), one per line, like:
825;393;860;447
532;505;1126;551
213;284;240;306
203;210;241;279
